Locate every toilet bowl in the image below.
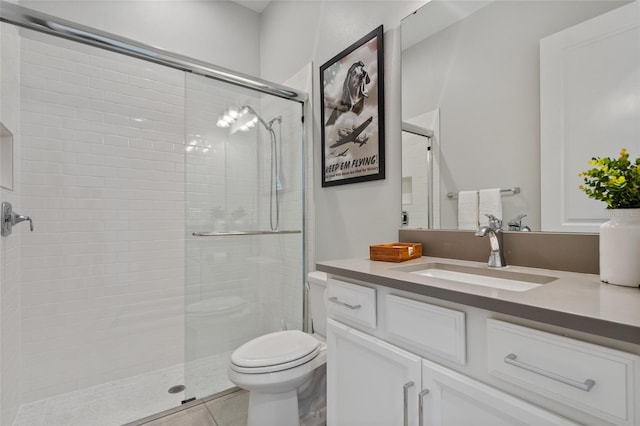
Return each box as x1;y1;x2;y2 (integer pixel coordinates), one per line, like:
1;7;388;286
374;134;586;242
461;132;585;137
227;271;327;426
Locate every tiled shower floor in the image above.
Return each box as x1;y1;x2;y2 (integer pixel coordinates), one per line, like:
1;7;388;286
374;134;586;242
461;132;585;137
12;352;234;426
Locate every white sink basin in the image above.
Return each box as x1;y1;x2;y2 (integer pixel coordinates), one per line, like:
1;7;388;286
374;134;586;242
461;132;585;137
393;262;557;292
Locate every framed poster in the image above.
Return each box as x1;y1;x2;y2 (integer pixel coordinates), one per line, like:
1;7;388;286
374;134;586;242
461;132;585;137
320;25;385;187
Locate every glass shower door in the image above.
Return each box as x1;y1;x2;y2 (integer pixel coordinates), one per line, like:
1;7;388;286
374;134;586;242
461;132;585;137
184;73;304;401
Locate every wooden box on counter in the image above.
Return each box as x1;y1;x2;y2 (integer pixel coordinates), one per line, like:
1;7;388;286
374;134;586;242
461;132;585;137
369;243;422;262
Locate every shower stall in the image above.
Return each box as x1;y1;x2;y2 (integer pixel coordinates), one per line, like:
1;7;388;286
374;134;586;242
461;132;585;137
0;3;306;425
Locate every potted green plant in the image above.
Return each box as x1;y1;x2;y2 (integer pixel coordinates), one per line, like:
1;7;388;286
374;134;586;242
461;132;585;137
579;148;640;287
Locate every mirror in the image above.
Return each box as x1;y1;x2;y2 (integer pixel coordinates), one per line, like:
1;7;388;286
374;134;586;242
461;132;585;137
401;0;639;232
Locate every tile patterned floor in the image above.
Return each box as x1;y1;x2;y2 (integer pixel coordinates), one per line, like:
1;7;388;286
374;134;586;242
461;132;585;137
136;390;248;426
12;352;234;426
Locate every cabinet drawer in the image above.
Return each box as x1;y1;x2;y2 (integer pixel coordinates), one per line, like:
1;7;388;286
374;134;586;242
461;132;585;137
387;294;466;364
487;319;639;425
327;278;376;329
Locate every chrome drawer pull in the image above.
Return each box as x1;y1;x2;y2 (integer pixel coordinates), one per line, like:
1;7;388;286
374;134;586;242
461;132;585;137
504;353;596;392
328;296;361;310
403;381;414;426
418;389;430;426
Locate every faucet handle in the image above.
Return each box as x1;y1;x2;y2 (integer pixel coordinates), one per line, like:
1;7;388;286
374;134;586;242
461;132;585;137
11;213;34;232
16;215;34;232
2;202;34;236
508;214;527;231
485;214;502;230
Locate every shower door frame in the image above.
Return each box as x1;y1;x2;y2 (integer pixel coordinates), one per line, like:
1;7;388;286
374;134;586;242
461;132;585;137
0;1;307;104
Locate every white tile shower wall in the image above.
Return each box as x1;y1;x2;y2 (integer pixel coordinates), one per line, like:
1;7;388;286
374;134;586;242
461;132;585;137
19;34;186;403
1;19;22;426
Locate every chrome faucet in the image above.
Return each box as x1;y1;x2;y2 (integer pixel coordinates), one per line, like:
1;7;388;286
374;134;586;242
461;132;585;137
508;214;531;232
475;214;507;268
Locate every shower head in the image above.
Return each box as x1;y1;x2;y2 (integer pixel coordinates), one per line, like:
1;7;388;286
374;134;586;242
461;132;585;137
401;122;434;139
240;105;282;130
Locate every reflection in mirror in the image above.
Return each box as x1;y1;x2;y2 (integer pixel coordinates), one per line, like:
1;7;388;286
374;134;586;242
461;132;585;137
401;0;639;232
402;120;438;229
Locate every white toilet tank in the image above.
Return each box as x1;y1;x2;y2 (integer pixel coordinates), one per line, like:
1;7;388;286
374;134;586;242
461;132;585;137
307;271;327;337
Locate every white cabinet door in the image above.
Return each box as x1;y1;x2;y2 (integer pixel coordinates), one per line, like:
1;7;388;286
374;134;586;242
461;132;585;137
327;319;422;426
420;358;577;426
540;1;640;232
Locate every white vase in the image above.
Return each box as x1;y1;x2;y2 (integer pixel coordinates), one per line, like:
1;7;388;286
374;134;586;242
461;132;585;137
599;209;640;287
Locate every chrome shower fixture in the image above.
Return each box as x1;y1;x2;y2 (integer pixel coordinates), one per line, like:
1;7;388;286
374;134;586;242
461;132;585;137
214;105;283;231
216;106;281;133
241;105;282;131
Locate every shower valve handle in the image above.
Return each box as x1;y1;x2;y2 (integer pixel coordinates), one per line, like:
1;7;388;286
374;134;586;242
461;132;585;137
1;202;34;236
13;214;34;232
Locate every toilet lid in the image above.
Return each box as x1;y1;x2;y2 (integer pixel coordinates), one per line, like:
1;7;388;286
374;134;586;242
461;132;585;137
230;330;320;373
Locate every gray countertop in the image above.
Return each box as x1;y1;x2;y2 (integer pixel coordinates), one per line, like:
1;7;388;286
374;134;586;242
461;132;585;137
316;256;640;345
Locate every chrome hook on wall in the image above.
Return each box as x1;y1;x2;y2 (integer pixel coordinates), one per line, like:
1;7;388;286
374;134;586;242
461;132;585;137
1;202;34;237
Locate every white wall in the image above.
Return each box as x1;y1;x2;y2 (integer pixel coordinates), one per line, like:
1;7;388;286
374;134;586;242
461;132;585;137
0;16;22;426
22;0;261;76
260;1;424;262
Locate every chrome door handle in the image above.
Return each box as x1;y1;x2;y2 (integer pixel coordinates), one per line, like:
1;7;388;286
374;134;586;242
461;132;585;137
328;296;361;310
504;353;596;392
418;389;430;426
403;381;414;426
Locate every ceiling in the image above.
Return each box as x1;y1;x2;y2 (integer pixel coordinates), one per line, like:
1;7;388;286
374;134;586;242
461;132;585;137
232;0;272;13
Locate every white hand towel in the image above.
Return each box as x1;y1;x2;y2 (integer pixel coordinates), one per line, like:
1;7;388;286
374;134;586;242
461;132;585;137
457;190;479;230
479;188;503;227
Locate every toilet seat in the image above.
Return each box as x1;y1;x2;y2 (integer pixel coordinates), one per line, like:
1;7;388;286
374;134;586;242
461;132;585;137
230;330;321;374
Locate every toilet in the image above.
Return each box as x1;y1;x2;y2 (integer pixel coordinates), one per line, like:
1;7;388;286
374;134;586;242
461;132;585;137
227;271;327;426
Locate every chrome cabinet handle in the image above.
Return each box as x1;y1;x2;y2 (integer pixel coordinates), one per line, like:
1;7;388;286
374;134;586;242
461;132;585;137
328;296;361;310
418;389;430;426
504;353;595;392
403;381;414;426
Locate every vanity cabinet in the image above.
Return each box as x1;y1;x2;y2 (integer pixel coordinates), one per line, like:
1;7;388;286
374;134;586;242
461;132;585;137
325;278;578;426
327;318;575;426
420;359;576;425
487;319;639;425
327;319;421;426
